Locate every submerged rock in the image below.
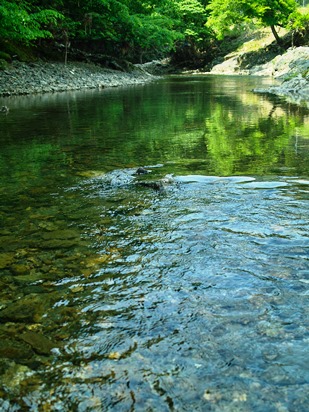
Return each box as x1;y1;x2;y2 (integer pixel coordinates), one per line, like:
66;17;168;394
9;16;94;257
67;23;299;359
135;167;150;175
137;180;166;190
40;229;80;240
20;331;56;356
11;263;32;276
0;294;47;323
100;168;136;186
136;174;175;191
97;167;175;192
0;253;15;269
0;338;33;360
0;361;33;393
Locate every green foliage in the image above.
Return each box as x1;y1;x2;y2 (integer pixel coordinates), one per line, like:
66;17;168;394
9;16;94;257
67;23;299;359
1;0;304;64
131;13;182;57
250;0;297;27
0;1;64;44
0;51;11;61
288;8;309;30
0;59;8;70
206;0;298;41
175;0;210;42
0;0;213;62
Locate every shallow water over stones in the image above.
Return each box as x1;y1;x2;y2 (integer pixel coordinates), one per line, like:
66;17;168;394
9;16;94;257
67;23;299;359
0;76;308;411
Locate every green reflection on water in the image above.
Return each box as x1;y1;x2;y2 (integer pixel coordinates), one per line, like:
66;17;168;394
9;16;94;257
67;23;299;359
1;75;308;194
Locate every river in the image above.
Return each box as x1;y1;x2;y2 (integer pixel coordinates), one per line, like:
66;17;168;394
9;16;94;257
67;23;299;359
0;75;309;411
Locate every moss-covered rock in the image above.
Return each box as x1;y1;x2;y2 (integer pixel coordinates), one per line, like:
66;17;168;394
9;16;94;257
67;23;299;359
0;59;8;70
0;294;47;323
20;331;56;356
0;338;33;360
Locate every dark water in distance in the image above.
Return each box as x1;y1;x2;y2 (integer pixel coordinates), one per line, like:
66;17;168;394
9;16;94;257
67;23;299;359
0;75;309;411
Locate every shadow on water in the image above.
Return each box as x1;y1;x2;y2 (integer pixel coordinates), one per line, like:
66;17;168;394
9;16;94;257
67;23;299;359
0;75;309;411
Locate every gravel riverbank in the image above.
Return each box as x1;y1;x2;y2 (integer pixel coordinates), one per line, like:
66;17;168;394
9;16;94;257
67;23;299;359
0;61;155;97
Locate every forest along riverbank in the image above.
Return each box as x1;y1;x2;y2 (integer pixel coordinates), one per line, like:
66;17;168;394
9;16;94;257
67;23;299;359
0;61;156;96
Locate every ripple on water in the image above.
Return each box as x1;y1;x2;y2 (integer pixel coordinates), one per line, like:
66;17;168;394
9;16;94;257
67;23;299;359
242;181;290;189
175;175;256;184
1;174;309;411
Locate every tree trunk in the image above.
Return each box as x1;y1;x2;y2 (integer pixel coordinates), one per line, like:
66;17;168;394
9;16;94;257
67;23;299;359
270;25;282;45
64;30;69;66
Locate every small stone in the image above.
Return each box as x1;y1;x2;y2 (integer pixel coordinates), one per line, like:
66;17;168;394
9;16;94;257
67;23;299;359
232;391;247;402
135;167;149;175
71;285;84;293
84;254;110;268
107;352;121;360
11;264;31;275
203;389;222;402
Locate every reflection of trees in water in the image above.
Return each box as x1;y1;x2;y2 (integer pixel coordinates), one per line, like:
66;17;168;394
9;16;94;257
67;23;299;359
203;98;308;176
1;79;308;191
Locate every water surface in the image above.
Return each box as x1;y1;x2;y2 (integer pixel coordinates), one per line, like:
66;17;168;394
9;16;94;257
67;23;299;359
0;75;309;411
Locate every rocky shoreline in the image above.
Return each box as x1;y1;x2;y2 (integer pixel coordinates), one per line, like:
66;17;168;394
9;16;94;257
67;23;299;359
251;46;309;106
211;46;309;107
0;60;156;97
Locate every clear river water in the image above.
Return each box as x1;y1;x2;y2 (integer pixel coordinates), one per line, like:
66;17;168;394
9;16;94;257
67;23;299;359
0;75;309;411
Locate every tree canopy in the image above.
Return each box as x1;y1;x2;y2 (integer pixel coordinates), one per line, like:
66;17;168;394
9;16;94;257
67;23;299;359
0;0;63;43
206;0;298;43
0;0;308;63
